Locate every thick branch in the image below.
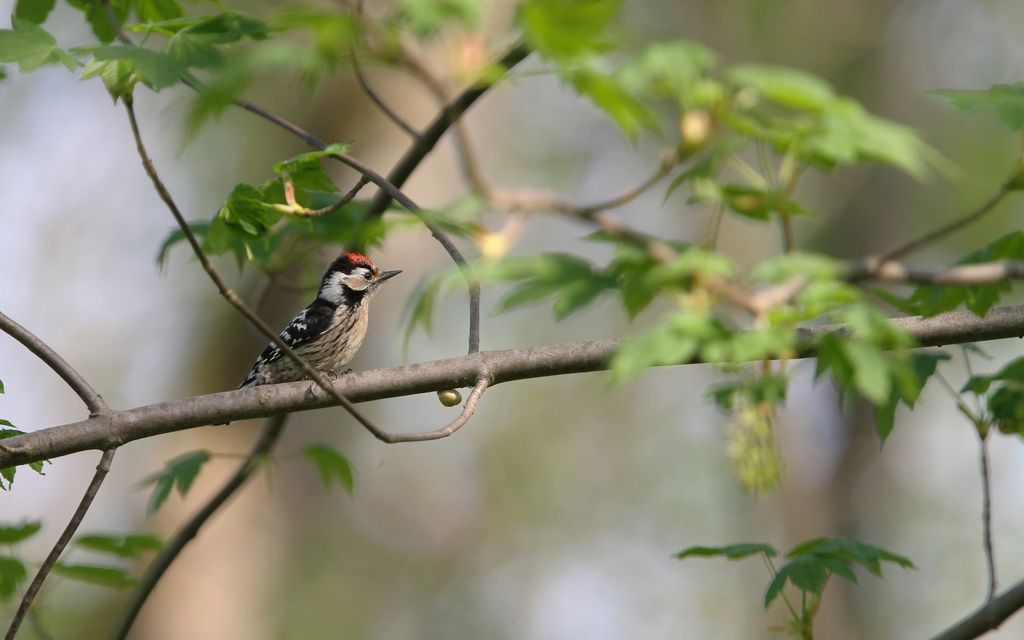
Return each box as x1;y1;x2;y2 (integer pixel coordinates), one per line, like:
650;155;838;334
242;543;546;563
4;449;116;640
0;311;108;416
932;577;1024;640
4;304;1024;468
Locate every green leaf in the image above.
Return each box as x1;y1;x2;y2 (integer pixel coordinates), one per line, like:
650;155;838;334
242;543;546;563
841;341;891;405
75;533;162;558
764;536;911;609
0;17;75;72
161;11;269;69
52;563;137;589
488;254;616;319
273;143;351;174
875;351;949;441
675;542;777;560
89;44;184;90
303;444;355;495
0;378;4;394
155;222;209;267
66;0;129;43
15;0;57;24
80;57;135;101
933;84;1024;131
396;0;482;38
139;450;211;515
566;65;657;138
729;64;836;111
519;0;620;61
618;40;717;108
611;310;731;383
990;385;1024;435
0;556;27;601
218;183;282;237
135;0;184;23
787;537;915;573
0;521;42;545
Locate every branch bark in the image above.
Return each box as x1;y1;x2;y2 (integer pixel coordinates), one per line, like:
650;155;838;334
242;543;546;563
932;577;1024;640
4;304;1024;469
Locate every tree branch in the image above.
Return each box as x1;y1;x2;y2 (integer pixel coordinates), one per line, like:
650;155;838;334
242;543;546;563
5;303;1024;468
0;311;108;417
110;415;287;640
4;448;116;640
931;577;1024;640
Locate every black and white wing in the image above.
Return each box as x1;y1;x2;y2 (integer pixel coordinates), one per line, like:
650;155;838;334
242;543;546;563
239;303;335;387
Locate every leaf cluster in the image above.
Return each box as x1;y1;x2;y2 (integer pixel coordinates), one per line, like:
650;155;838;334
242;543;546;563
676;537;913;634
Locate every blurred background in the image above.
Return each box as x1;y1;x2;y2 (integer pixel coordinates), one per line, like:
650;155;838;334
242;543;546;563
3;0;1024;638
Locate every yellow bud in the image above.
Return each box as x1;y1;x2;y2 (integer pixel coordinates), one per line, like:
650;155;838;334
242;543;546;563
437;389;462;407
680;110;712;148
477;232;510;260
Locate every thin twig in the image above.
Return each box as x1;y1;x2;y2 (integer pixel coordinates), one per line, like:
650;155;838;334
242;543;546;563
878;174;1019;262
490;151;680;218
385;374;490;442
0;311;108;417
365;41;530;218
284;176;370;218
4;448;116;640
122;95;390;440
351;52;419;138
980;435;997;603
110;416;287;640
931;577;1024;640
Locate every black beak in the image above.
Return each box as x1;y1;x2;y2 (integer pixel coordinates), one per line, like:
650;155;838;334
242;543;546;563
377;269;402;283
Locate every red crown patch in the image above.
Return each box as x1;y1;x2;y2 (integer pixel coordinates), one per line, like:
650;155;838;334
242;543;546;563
345;252;374;268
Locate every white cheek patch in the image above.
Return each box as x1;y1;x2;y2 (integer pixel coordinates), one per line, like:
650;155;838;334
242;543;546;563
343;275;371;291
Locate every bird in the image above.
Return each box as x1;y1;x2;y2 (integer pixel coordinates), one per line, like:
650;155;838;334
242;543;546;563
240;252;401;387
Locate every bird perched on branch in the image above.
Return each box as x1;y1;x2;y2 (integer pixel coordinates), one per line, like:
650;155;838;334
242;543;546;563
240;252;401;387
